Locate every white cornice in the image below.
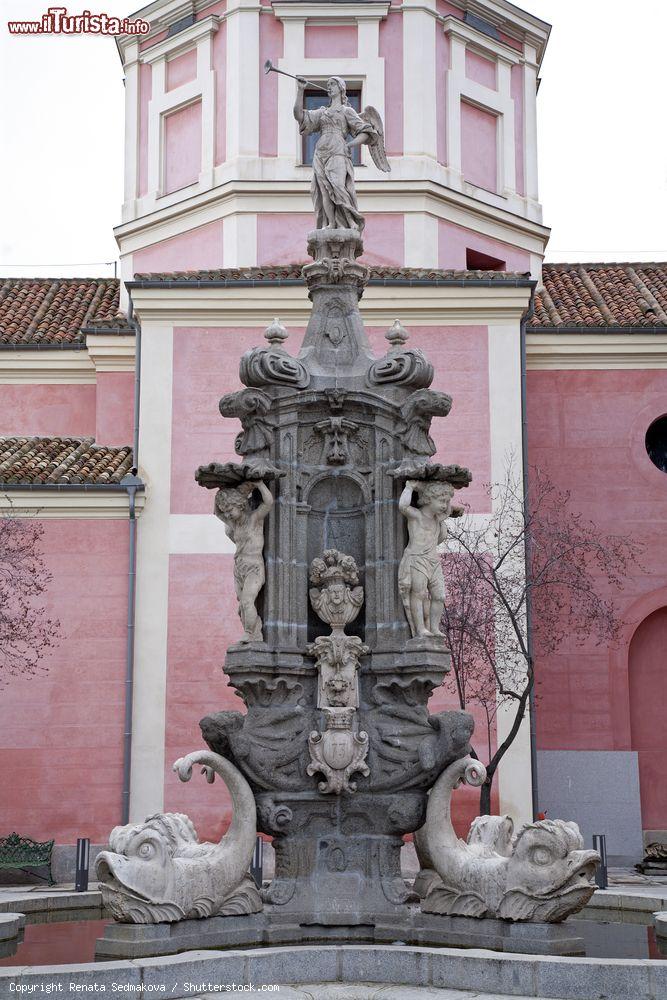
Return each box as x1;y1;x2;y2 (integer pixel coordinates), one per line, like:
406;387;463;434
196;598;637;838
442;15;521;65
115;176;549;257
526;332;667;370
0;350;95;385
271;2;390;20
0;490;146;519
139;14;219;64
129;281;533;327
86;335;137;373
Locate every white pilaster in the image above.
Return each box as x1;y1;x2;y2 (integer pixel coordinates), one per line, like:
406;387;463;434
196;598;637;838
404;213;438;268
222;212;258;266
121;40;141;222
496;60;516;196
487;322;533;829
522;44;540;205
226;1;261;161
403;0;437;159
130;322;173;822
277;17;306;160
445;34;465;182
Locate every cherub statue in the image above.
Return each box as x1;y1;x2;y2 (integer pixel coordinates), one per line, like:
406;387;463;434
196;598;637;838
398;479;461;639
293;76;390;232
214;480;273;644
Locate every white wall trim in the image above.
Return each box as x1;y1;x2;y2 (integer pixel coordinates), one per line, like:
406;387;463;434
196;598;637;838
128;282;533;327
139;15;220;65
487;320;532;828
142;16;220;205
0;491;145;519
116;177;549;261
0;351;95;385
170;513;234;554
86;335;137;373
274;13;385;171
444;20;517;202
271;2;389;19
130;321;174;822
443;15;521;66
526;332;667;370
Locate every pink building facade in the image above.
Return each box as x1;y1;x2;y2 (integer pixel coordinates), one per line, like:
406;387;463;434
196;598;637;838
0;0;665;871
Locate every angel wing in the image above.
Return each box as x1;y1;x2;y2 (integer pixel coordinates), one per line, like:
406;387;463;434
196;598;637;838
360;105;390;172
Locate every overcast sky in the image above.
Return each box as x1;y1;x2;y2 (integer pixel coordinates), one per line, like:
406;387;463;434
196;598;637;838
1;0;665;278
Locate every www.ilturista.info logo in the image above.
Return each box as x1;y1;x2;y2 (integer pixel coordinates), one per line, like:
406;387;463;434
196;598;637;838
7;6;150;35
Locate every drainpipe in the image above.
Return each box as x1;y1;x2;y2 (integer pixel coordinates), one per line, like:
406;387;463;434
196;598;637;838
120;471;142;825
520;301;539;822
120;291;143;826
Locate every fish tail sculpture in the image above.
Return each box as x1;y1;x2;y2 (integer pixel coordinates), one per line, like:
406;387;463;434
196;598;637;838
96;750;261;923
415;755;600;922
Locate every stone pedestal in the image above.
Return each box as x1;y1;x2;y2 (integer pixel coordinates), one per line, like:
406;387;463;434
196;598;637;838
197;226;474;927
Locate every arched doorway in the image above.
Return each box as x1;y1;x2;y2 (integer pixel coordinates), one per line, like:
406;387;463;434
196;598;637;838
629;607;667;831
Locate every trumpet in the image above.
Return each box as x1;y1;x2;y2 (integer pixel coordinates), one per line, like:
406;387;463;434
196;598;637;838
263;59;329;94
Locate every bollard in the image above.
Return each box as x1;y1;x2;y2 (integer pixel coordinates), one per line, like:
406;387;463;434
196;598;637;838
592;833;608;890
75;837;90;892
250;835;263;889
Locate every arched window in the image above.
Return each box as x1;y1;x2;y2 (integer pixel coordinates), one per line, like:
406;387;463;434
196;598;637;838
629;607;667;830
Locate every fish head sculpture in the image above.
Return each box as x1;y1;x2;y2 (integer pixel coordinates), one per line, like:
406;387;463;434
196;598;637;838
501;819;600;922
96;812;198;923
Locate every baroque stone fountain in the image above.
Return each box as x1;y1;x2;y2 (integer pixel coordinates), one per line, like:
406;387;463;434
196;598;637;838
95;76;599;960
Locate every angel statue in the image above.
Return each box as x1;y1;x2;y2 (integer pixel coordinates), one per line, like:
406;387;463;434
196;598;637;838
293;75;390;232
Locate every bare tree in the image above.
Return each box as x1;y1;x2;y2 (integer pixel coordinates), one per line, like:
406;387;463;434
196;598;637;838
441;462;642;815
0;505;61;683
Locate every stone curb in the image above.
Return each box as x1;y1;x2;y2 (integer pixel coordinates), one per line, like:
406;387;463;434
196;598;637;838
0;913;25;941
655;912;667;939
0;944;665;999
0;888;102;916
587;889;667;913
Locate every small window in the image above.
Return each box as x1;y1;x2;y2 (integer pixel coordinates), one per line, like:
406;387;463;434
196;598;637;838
302;87;362;166
466;248;506;271
645;415;667;473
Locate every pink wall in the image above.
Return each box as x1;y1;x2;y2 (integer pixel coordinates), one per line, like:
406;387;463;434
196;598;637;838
438;218;530;272
132;219;224;274
366;324;491;512
511;64;525;197
170;326;275;514
95;372;135;446
138;63;152;198
164;100;202;194
461;100;497;193
259;10;282;157
379;12;403;157
465;50;496;89
165;48;197;91
0;520;128;844
257;213;405;267
164;554;240;839
213;18;227;165
528;370;667;780
629;607;667;830
0;384;95;438
305;24;357;58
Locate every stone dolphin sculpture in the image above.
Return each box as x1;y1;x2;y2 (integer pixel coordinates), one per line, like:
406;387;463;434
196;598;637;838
414;755;600;922
96;750;260;923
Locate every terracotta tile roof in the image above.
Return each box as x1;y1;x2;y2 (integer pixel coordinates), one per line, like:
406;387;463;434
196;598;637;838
532;263;667;330
131;265;531;284
0;437;133;485
0;278;123;346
